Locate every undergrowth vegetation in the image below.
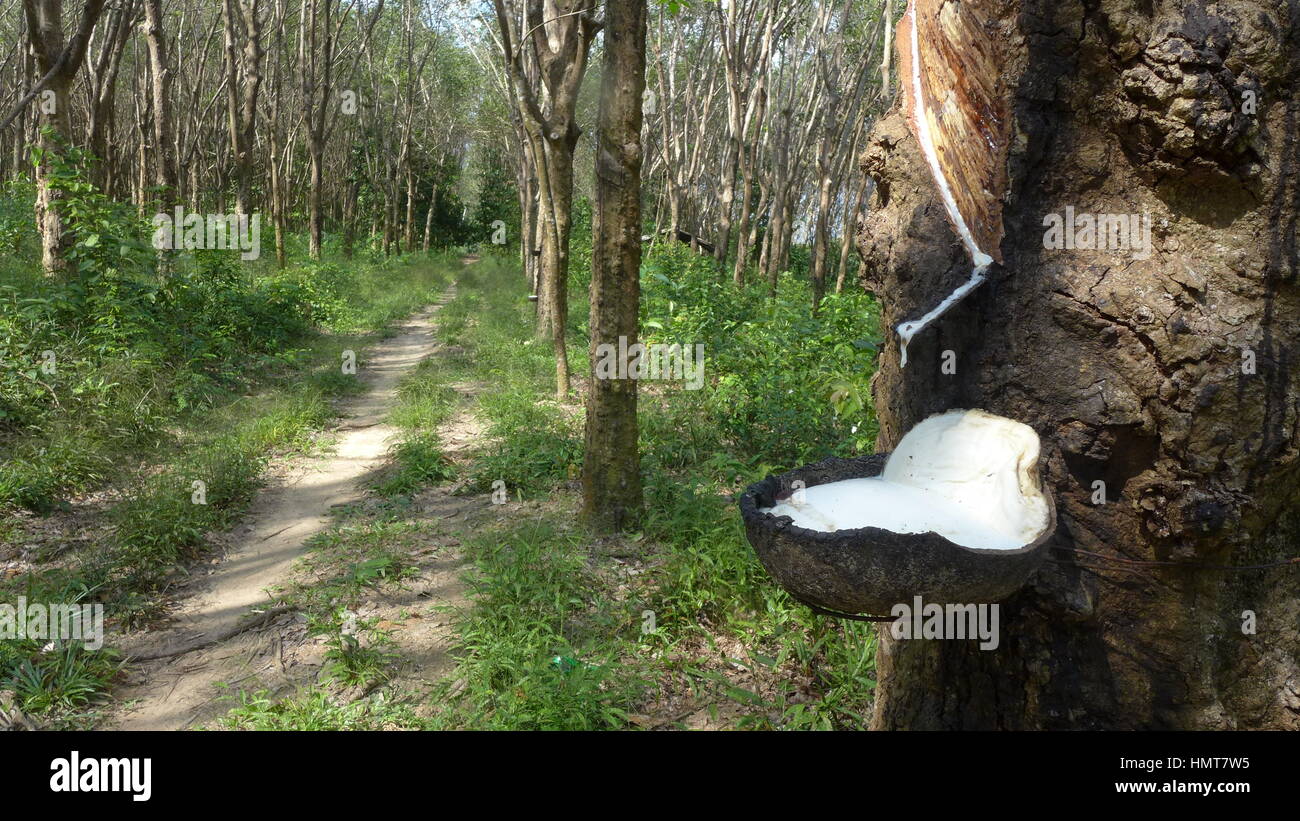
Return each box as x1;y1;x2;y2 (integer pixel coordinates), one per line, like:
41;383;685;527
4;157;884;729
430;248;882;729
0;162;455;724
229;246;884;731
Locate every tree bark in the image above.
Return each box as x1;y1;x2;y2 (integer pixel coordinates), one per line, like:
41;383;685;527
84;1;133;191
24;0;107;274
858;0;1300;730
491;0;599;400
536;129;575;398
222;0;261;216
835;175;868;294
583;0;646;532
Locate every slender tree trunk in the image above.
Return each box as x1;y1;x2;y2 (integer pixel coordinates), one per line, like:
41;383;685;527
879;0;894;100
517;149;537;285
404;169;416;252
222;0;261;216
583;0;647;531
308;139;324;256
85;2;132;191
858;0;1300;730
810;153;834;311
835;176;869;294
536;131;576;398
732;156;756;285
141;0;175;279
422;190;434;253
269;139;286;266
342;178;358;257
491;0;598;400
24;0;108;274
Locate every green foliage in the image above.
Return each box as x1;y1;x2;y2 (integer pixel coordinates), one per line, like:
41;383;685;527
432;521;640;730
0;581;122;723
0;154;452;513
470;392;581;494
101;390;333;601
373;359;461;497
469;148;520;250
389;359;458;430
37;134;156;280
3;641;121;717
374;433;456;496
640;244;881;466
218;688;422;730
0;180;35;252
287;514;421;623
390;252;881;730
310;607;396;688
215;247;882;730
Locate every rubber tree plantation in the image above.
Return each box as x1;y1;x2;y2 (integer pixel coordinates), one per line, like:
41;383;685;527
0;0;1296;753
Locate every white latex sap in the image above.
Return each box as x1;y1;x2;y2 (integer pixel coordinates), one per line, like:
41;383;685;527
761;410;1050;551
894;5;995;368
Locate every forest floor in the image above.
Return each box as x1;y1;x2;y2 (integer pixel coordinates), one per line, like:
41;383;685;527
106;266;478;730
178;254;880;731
75;252;879;731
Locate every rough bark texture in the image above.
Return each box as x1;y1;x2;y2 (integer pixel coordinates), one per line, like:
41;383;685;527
222;0;261;216
143;0;175;198
25;0;108;273
582;0;646;532
536;132;575;398
492;0;599;400
858;0;1300;729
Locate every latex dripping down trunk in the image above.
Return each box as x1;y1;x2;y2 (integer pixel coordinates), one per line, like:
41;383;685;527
893;0;1012;368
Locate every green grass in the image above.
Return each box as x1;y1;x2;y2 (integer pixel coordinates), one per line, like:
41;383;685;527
209;242;883;731
0;247;456;514
100;388;336;604
373;434;456;497
287;248;880;730
278;506;436;697
0;576;124;729
1;240;458;725
447;250;880;729
289;512;423;617
372;356;461;499
218;688;424;730
428;518;643;730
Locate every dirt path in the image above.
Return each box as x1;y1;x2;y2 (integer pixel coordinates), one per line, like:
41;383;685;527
111;292;456;730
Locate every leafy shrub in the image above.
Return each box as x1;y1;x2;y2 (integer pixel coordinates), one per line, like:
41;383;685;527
0;151;449;512
640;244;880;466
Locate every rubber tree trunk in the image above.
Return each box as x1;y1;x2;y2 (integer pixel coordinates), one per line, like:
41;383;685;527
143;0;176;201
26;0;108;274
533;129;577;400
583;0;647;532
857;0;1299;729
308;144;324;258
33;72;73;274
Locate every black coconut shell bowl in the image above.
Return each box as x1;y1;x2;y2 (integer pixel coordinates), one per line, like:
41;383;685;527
739;453;1057;618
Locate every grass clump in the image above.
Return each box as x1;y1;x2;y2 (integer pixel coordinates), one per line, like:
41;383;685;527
218;688;423;731
430;519;642;730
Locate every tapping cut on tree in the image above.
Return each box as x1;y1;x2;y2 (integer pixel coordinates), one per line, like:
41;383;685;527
893;0;1012;367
